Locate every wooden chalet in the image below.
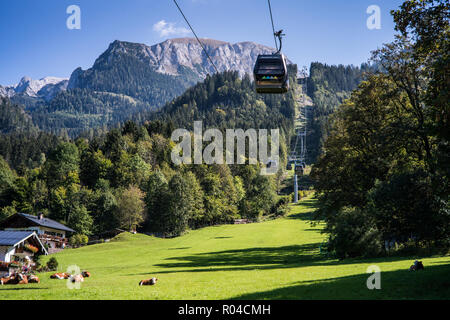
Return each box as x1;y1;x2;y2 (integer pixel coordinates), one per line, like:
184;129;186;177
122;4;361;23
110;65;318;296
0;231;47;263
0;213;74;253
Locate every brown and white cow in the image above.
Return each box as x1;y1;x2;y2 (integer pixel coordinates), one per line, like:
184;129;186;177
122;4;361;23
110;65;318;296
69;274;84;283
15;273;28;284
50;272;71;279
409;260;424;271
1;274;28;285
139;277;158;286
0;275;13;285
28;275;40;283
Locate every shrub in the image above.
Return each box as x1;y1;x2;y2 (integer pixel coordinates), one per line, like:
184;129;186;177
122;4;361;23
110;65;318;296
70;234;89;247
80;234;89;245
33;255;42;270
46;257;58;271
273;195;292;216
0;206;17;221
370;171;449;245
69;234;78;247
328;206;383;259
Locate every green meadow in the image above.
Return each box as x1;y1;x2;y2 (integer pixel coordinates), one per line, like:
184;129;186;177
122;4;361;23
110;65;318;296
1;196;449;300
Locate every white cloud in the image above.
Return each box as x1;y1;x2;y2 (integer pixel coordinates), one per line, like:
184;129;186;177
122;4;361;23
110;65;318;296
153;20;191;37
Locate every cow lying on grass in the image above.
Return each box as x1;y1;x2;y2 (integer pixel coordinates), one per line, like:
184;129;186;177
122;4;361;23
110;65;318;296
1;273;28;285
139;277;158;286
50;271;90;281
50;272;71;279
28;275;40;283
1;275;16;285
409;260;424;271
69;274;84;283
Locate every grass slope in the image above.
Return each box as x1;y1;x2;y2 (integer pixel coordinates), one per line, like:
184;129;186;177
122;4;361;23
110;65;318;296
1;196;449;300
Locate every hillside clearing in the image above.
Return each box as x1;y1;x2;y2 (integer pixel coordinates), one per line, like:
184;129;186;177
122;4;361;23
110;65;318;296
1;196;449;300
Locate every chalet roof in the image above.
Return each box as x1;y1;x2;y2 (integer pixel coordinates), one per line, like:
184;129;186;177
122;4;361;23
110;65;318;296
0;230;48;255
0;230;36;246
17;213;75;233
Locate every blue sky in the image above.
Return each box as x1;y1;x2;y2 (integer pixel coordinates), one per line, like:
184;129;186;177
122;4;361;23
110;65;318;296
0;0;404;85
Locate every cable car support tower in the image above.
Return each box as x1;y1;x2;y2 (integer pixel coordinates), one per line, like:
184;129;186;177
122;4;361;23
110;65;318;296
288;69;309;203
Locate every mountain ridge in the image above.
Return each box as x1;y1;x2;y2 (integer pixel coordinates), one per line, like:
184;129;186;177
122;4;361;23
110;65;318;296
0;76;68;101
1;37;282;101
0;37;294;137
75;38;279;80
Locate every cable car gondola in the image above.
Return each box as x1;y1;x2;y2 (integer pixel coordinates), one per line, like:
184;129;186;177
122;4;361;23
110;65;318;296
254;1;289;94
286;161;293;170
254;53;289;94
295;162;304;176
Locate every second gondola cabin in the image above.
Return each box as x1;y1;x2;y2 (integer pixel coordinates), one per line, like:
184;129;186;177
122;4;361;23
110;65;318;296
295;164;304;176
253;53;289;94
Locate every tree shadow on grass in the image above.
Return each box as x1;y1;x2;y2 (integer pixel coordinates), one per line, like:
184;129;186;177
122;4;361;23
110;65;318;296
231;263;450;300
0;287;48;291
142;244;424;276
157;243;321;269
123;243;323;276
287;199;320;222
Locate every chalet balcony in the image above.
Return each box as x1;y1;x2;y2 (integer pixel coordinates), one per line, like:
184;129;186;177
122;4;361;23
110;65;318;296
38;234;68;246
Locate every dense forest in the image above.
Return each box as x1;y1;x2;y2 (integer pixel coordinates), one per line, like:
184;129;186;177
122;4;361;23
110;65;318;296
0;97;36;134
29;88;155;137
0;70;297;241
0;97;64;172
71;41;201;105
147;68;296;133
311;0;449;258
306;62;376;162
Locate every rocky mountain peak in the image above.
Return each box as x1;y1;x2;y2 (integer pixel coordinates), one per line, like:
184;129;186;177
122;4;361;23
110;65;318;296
0;76;68;100
95;38;280;78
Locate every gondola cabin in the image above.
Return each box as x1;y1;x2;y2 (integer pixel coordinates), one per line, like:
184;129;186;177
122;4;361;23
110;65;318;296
254;54;289;94
295;164;304;176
